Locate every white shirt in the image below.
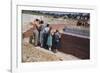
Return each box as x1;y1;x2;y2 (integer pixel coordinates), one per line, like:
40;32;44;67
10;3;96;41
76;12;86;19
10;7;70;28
44;27;50;33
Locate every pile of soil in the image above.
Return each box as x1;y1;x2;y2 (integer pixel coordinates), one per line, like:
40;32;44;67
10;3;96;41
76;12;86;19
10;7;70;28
22;42;62;62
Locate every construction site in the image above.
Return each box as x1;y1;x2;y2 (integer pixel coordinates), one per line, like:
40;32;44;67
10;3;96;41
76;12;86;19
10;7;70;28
22;10;90;62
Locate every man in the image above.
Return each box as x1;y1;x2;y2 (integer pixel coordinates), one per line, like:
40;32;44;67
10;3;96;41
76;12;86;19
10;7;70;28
29;19;40;46
39;20;45;47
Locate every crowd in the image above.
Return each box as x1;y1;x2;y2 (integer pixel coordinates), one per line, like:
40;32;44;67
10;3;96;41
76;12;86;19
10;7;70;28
29;19;61;53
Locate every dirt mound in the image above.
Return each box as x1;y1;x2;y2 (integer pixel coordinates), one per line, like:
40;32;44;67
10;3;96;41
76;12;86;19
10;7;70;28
22;42;62;62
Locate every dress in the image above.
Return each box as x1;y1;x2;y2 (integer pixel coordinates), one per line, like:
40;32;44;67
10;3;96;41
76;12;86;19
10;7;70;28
47;34;52;47
55;32;61;49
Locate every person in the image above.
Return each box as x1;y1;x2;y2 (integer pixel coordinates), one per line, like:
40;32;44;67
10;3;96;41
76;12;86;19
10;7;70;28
51;31;56;52
52;30;61;53
38;20;45;47
29;19;40;46
43;24;50;49
44;24;50;33
46;27;52;50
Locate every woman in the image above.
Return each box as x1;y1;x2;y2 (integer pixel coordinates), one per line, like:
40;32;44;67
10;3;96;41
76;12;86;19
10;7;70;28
43;24;50;49
46;27;52;51
52;30;61;53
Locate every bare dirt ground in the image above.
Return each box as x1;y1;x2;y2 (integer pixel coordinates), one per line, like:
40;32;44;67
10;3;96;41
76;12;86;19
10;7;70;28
22;38;80;62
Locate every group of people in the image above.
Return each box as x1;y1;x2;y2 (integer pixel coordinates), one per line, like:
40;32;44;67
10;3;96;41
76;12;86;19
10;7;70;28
29;19;61;53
